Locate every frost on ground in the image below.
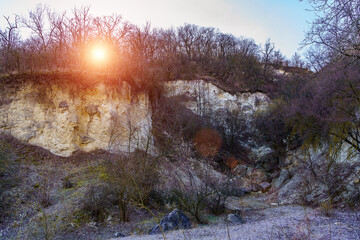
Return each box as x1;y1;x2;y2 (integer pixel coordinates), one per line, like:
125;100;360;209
112;205;360;240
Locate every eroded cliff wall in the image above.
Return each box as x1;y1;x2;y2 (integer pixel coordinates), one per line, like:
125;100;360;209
0;75;152;157
165;80;269;117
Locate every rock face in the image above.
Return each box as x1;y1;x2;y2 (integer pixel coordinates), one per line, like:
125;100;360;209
259;182;271;193
0;81;152;157
165;80;269;118
150;209;191;235
271;148;360;205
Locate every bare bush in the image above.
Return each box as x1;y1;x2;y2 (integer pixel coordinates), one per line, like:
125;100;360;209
82;184;113;222
105;152;158;222
169;168;213;224
166;159;234;223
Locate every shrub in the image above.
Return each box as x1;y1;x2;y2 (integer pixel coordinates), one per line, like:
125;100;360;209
105;151;159;222
167;160;234;222
319;200;333;217
62;176;73;189
81;184;112;222
170;172;212;224
35;170;54;208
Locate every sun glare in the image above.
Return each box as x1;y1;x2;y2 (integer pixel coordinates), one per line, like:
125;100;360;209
91;46;106;61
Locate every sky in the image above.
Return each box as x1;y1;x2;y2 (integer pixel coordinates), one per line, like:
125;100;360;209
0;0;314;59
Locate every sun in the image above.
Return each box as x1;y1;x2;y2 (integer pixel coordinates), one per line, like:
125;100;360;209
86;41;112;69
91;45;107;61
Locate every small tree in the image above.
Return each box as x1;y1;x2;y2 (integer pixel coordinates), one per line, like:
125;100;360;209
106;152;158;222
0;15;20;72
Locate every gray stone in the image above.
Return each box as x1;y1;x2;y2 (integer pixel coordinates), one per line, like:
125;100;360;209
227;214;245;224
150;209;191;235
234;164;247;176
259;182;271;193
246;167;254;176
240;187;251;194
273;169;290;188
249;183;262;192
225;196;242;211
114;232;126;238
87;222;97;229
282;156;293;167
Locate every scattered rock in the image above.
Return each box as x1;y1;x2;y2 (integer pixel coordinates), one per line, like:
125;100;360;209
241;187;251;194
225;196;242;211
259;182;271;193
150;209;191;235
272;169;290;188
245;167;253;177
114;232;126;238
270;171;280;180
228;185;251;197
233;164;247;176
282;156;293;167
249;146;273;162
249;183;262;192
226;214;245;224
248;169;267;184
87;222;97;229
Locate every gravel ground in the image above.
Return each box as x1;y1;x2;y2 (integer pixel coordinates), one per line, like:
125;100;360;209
111;205;360;240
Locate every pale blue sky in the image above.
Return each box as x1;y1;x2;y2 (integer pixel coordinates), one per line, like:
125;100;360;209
0;0;314;58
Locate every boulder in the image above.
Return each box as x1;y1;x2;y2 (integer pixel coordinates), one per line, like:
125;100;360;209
233;164;247;176
150;209;191;235
272;169;290;188
114;232;126;238
259;182;271;193
87;222;97;229
248;168;267;184
241;187;251;194
249;183;262;192
226;214;245;224
224;196;242;211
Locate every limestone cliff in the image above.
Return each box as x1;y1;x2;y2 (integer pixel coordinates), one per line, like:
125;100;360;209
0;77;269;157
0;74;152;157
165;79;272;161
165;80;269;117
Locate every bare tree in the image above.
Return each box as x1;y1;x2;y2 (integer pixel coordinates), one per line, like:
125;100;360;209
94;14;131;45
0;15;20;72
301;0;360;62
22;4;56;68
272;50;285;66
290;52;305;68
65;5;94;67
261;38;275;81
48;10;67;68
178;24;199;60
215;33;237;59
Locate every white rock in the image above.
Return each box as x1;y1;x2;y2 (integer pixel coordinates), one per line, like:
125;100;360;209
0;82;153;157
